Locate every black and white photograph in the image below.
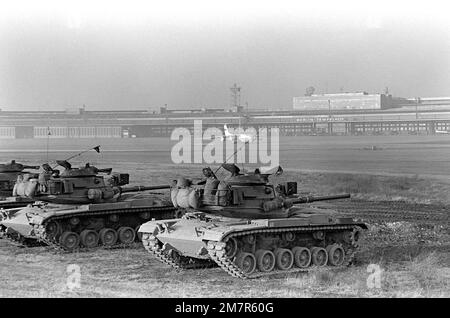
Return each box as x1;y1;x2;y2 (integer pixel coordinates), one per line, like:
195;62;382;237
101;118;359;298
0;0;449;303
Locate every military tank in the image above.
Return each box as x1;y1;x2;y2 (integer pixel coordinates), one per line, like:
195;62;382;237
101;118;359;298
1;146;104;208
0;160;177;250
139;164;367;278
0;160;40;199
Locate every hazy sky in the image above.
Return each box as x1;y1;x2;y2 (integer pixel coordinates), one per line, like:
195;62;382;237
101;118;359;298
0;0;449;111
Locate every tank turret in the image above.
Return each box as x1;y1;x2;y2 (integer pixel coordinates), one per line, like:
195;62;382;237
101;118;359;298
139;164;367;279
12;161;171;205
0;160;40;197
169;164;350;219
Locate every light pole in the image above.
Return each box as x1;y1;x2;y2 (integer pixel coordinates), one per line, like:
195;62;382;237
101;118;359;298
415;97;419;134
328;99;332;135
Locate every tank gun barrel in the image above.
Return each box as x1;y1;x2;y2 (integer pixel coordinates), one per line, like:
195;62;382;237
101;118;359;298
22;165;40;170
119;185;171;193
0;163;40;172
289;193;350;205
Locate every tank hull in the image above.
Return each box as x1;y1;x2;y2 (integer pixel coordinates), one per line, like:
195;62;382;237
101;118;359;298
139;208;367;278
0;196;35;209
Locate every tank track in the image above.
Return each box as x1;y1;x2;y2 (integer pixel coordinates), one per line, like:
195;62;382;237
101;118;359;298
0;224;44;247
206;225;360;279
5;206;177;252
142;233;216;270
142;224;362;279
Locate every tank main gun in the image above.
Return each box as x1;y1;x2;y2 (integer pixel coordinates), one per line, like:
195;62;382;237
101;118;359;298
17;165;40;171
287;193;351;205
119;185;171;193
0;161;40;173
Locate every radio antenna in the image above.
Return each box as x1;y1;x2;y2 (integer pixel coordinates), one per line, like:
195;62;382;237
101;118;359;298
51;145;101;169
214;140;250;175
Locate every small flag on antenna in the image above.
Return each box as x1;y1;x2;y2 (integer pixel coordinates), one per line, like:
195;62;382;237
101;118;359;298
93;146;100;153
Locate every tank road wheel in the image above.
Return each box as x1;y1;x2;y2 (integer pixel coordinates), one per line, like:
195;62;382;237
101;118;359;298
99;228;118;246
255;249;276;272
224;238;238;258
109;214;119;222
326;244;345;266
274;248;294;270
244;234;256;245
235;252;256;275
313;231;325;240
59;232;80;251
69;217;80;226
292;247;311;268
139;212;151;220
118;227;136;244
45;221;61;239
311;247;328;267
282;232;296;242
342;231;353;244
80;230;99;248
351;227;363;246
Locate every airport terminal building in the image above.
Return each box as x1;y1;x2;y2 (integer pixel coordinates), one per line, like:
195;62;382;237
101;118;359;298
293;92;393;111
1;93;450;139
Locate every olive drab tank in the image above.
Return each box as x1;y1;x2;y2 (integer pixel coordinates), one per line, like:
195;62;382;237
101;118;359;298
139;164;367;278
0;160;177;250
0;161;114;209
0;160;40;201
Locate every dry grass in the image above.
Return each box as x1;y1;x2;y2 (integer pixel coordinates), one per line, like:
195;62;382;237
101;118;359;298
114;163;450;205
1;163;449;298
0;219;448;298
275;171;450;205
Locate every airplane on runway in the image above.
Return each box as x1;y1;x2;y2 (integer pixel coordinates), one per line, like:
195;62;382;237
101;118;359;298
220;124;255;143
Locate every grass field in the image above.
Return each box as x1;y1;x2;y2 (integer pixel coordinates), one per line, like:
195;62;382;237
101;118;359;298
0;135;449;297
2;134;450;178
0;202;448;298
